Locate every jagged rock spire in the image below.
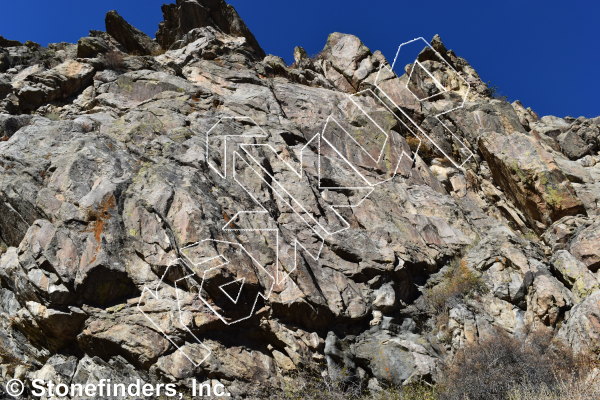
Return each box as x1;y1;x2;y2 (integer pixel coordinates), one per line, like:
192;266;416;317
156;0;265;57
105;10;161;55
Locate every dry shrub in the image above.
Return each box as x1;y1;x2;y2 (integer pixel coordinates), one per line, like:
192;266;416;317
399;383;438;400
103;50;125;70
439;329;586;400
273;368;435;400
425;258;487;316
151;47;166;56
275;367;363;400
406;135;435;161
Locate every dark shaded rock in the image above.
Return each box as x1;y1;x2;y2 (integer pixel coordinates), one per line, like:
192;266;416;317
0;49;9;72
324;331;357;384
0;75;10;99
0;35;22;47
0;114;32;139
559;130;591;160
0;191;43;248
156;0;265;58
2;45;46;70
77;265;139;307
558;118;600;160
105;10;160;56
77;36;111;58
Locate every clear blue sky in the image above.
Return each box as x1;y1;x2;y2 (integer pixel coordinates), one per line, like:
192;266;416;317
0;0;597;118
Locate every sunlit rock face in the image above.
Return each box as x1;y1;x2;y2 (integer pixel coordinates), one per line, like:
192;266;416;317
0;1;599;397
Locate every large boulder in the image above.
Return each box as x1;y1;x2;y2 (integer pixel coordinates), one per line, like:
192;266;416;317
353;330;438;386
76;36;112;58
569;219;600;272
552;250;599;303
558;117;600;160
559;292;600;354
479;131;586;231
0;75;10;99
16;60;95;111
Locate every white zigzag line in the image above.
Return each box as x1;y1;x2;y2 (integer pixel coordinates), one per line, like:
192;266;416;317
202;83;423;291
137;274;212;367
179;239;275;325
375;36;475;170
138;36;462;365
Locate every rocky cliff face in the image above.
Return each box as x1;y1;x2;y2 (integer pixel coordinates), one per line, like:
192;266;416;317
0;1;599;398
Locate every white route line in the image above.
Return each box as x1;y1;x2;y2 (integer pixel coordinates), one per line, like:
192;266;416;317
182;239;275;325
181;96;412;329
219;277;245;304
206;116;269;179
408;60;448;101
137;272;212;367
375;36;475;169
137;35;471;367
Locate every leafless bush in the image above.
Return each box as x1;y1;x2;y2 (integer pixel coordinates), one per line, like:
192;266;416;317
102;50;125;70
438;329;584;400
425;258;487;316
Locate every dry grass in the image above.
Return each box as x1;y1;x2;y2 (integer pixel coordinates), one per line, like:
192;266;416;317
273;368;436;400
151;47;166;56
507;369;600;400
230;367;600;400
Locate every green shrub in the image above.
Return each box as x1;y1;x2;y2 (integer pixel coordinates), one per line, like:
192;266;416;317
399;382;438;400
486;81;508;101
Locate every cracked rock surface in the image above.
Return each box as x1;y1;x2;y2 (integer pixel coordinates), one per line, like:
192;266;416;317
0;1;599;398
